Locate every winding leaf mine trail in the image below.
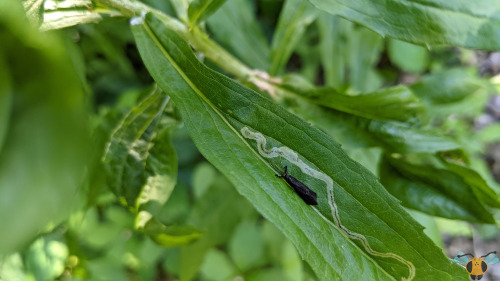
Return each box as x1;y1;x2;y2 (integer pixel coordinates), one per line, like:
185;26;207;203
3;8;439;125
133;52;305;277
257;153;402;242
241;126;415;281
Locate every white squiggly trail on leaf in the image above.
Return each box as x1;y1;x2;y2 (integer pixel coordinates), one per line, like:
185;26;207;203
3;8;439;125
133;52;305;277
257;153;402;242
241;126;415;281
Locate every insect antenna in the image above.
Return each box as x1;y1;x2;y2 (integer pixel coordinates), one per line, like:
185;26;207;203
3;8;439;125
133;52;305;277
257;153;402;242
457;253;474;258
481;251;497;258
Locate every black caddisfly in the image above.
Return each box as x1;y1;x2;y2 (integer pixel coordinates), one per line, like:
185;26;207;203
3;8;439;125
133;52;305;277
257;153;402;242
276;166;318;205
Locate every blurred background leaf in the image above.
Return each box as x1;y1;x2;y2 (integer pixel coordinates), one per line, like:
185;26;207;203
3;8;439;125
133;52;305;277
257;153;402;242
0;0;90;255
207;0;270;70
309;0;500;50
188;0;227;25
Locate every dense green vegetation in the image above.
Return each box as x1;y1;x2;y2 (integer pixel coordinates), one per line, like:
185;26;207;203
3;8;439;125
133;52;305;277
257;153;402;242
2;0;500;280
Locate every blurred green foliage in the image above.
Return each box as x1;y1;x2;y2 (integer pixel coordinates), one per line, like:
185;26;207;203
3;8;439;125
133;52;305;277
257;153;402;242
2;0;500;280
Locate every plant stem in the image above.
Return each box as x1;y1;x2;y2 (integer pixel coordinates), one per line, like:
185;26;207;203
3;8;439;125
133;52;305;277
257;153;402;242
94;0;254;80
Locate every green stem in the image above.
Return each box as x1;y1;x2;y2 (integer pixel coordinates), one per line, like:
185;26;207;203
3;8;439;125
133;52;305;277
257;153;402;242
94;0;254;80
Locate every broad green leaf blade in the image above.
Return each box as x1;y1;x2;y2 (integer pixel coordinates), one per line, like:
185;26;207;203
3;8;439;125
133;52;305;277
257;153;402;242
0;0;90;254
309;0;500;50
103;86;177;214
207;0;270;70
269;0;319;75
188;0;227;25
379;156;495;223
279;75;425;123
39;0;102;31
132;13;469;280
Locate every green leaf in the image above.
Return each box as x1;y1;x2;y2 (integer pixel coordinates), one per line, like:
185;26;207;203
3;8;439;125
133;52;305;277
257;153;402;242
309;0;500;50
0;254;29;280
345;26;383;92
188;0;227;24
139;217;202;247
132;13;469;280
281;239;304;281
262;220;286;264
288;100;379;149
280;75;425;123
289;99;458;153
439;154;500;208
192;162;217;199
247;267;289;281
478;123;500;143
388;39;429;74
292;32;322;83
170;0;189;22
317;14;352;87
0;0;89;254
410;69;483;105
25;238;68;280
316;14;383;91
207;0;270;70
269;0;319;75
200;249;237;281
103;85;177;213
179;177;254;281
229;220;265;271
345;147;382;176
0;53;12;152
23;0;45;26
379;155;495;223
408;211;443;249
366;120;459;153
39;0;102;31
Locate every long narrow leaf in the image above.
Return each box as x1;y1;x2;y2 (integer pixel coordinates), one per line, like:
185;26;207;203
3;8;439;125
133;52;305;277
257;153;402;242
269;0;318;75
279;75;425;123
131;13;468;280
289;99;458;153
309;0;500;50
188;0;227;24
379;155;495;223
206;0;270;70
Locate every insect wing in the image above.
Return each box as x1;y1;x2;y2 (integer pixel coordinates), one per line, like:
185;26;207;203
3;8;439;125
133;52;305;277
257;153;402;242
454;251;470;266
484;253;499;265
286;175;318;205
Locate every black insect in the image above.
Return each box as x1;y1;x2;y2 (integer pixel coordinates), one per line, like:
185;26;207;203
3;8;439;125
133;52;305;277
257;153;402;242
276;166;318;205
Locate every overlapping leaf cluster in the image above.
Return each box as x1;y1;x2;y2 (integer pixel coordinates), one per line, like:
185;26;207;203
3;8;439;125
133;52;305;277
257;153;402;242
2;0;500;280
